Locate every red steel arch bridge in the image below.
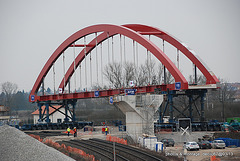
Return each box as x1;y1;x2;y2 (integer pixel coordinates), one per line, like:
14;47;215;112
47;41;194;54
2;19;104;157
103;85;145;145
29;24;219;124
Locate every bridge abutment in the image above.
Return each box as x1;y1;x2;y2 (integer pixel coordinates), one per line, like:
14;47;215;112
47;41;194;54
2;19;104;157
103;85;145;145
115;94;163;142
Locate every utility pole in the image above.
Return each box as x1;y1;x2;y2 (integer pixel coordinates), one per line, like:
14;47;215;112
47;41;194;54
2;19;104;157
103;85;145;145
220;90;225;122
113;142;116;161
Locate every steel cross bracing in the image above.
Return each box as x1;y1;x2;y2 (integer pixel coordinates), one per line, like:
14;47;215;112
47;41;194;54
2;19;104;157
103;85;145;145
29;24;219;103
158;89;207;123
37;99;77;124
28;24;219;124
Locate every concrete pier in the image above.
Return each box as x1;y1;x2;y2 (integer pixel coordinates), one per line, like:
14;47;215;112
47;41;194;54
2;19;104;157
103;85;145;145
115;94;163;142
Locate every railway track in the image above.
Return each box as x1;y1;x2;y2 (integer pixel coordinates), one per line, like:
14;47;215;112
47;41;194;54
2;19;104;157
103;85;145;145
25;131;165;160
58;139;164;161
60;140;129;161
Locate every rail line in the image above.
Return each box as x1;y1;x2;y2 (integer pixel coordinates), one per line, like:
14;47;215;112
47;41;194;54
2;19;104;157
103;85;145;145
90;138;163;161
59;139;164;161
26;131;165;160
60;140;129;161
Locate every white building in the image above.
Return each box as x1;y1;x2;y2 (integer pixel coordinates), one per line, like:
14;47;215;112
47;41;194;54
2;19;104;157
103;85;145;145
32;105;66;124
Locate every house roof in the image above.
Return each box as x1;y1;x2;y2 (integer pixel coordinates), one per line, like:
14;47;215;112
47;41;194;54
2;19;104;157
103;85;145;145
0;105;9;112
32;105;62;115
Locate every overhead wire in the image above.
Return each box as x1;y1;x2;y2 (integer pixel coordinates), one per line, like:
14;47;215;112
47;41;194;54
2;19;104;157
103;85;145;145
107;32;110;64
112;36;114;63
163;39;166;84
136;41;138;69
84;36;87;91
120;34;122;67
177;49;180;69
53;62;55;94
90;50;92;90
95;33;99;87
79;64;81;92
124;36;126;64
147;47;150;85
149;35;152;63
73;42;76;92
133;40;135;67
63;51;66;93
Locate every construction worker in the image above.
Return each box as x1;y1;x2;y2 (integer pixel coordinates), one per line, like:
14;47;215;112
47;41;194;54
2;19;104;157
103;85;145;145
73;127;77;137
67;127;71;137
105;126;108;135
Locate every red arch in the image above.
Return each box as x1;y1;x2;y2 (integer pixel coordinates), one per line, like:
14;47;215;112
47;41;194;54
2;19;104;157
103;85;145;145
57;24;188;91
30;24;219;101
123;24;219;84
30;24;188;98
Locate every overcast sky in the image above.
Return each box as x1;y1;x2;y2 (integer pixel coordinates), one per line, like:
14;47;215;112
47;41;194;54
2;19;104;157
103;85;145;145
0;0;240;92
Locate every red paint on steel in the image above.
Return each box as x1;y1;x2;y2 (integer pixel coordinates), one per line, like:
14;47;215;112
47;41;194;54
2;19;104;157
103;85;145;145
123;24;219;84
57;24;187;92
35;85;167;102
70;44;95;47
29;24;218;102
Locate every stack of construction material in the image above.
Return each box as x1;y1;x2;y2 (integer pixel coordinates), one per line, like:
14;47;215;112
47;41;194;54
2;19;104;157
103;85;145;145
0;125;74;161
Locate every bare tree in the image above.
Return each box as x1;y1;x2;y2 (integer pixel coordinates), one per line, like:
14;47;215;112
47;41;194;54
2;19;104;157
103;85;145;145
123;62;136;87
1;82;18;108
155;63;174;85
104;62;124;88
146;60;156;85
135;64;148;86
165;70;174;84
157;63;164;84
103;60;175;88
218;79;237;102
189;75;206;85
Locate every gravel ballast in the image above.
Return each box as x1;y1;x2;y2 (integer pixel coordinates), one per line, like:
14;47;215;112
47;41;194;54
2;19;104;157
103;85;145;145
0;125;75;161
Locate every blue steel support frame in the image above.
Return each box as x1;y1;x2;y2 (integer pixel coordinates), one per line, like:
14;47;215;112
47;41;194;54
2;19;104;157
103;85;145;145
38;103;43;122
71;99;77;122
169;93;174;123
45;103;50;123
160;98;169;123
158;103;163;123
64;101;69;122
158;89;208;124
37;100;77;123
200;91;206;122
188;95;193;122
159;90;175;123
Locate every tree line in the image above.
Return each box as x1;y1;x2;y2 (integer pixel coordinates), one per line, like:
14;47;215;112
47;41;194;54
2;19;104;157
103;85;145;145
0;61;239;122
0;82;34;112
102;61;174;89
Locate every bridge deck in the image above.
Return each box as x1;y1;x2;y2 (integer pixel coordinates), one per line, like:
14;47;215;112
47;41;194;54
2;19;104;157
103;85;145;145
30;84;218;102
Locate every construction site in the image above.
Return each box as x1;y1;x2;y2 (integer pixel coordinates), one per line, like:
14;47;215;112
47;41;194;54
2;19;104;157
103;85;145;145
1;23;240;161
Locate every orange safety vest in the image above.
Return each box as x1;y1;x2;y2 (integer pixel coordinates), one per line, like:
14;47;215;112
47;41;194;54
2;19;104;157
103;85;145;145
74;128;77;133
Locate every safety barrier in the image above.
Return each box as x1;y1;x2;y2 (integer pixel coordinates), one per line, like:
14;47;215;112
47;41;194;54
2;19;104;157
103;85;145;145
29;134;95;161
28;134;43;142
210;155;220;161
215;138;240;147
106;135;127;145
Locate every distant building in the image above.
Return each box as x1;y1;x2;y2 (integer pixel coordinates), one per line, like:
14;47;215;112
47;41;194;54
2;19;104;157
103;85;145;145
0;105;10;125
32;105;66;124
0;105;9;116
230;83;240;102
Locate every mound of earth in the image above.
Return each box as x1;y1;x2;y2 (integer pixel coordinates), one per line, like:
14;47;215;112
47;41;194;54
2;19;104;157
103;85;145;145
0;125;74;161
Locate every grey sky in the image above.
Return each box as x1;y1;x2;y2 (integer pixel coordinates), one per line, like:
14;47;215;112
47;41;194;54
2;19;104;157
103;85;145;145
0;0;240;91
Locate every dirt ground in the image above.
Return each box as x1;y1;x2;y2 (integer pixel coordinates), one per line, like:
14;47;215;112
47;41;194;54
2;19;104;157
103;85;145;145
35;127;240;161
164;144;240;161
